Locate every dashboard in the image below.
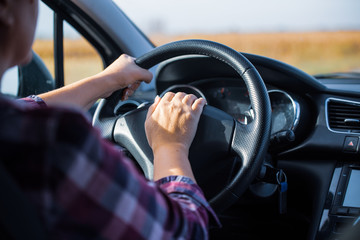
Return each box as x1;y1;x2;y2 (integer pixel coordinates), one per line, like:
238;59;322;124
151;53;360;239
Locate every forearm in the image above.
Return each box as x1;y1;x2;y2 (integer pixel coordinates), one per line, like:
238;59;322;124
38;54;153;110
153;144;196;182
39;73;116;110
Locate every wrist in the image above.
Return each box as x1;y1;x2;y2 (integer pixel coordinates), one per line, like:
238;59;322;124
92;72;122;99
152;144;195;182
152;143;189;158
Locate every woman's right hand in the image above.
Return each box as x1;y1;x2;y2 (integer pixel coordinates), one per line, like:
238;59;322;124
145;92;206;181
145;92;206;155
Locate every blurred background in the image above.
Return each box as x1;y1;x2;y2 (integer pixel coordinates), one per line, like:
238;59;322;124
33;0;360;85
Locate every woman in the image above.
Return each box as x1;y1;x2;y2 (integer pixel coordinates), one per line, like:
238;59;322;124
0;0;218;239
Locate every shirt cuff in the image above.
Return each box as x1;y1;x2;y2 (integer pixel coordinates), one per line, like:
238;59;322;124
156;175;221;228
19;95;47;108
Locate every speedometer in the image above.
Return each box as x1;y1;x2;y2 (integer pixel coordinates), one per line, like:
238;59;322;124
268;90;300;135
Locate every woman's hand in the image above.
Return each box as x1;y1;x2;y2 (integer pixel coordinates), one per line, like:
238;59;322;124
97;54;153;100
145;92;206;181
39;54;152;110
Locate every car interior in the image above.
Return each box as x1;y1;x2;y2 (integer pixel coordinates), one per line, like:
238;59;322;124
0;0;359;239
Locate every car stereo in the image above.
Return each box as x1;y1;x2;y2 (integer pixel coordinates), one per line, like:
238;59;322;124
317;164;360;240
332;166;360;215
343;170;360;207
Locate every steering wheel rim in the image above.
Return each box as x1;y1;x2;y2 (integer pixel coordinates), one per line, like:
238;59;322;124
93;39;272;213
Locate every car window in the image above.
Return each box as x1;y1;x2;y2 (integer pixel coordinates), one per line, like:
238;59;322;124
34;2;103;87
1;67;19;97
63;27;103;86
0;1;104;98
0;1;55;98
33;1;54;79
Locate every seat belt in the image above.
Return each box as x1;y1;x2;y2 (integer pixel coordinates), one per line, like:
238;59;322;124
0;162;47;240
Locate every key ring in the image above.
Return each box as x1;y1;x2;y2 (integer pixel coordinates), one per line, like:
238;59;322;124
276;169;287;184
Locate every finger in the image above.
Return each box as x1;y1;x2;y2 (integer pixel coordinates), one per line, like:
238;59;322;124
121;54;135;62
121;88;131;101
146;95;161;120
162;92;175;102
192;98;206;113
122;81;142;100
128;55;136;61
132;57;153;84
173;92;186;102
182;94;197;105
128;81;141;91
121;86;137;101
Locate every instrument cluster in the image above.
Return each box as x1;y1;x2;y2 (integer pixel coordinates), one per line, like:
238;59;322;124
160;79;300;136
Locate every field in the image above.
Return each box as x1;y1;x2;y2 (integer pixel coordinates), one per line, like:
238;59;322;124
33;31;360;85
33;39;103;85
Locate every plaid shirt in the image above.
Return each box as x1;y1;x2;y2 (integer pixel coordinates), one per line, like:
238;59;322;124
0;95;219;239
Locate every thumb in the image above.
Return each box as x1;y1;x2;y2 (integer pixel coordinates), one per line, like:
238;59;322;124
139;68;153;84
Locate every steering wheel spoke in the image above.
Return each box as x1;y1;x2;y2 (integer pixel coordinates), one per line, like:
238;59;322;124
113;105;154;178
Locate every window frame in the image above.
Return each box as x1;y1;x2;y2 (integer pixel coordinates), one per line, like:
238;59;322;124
42;0;123;89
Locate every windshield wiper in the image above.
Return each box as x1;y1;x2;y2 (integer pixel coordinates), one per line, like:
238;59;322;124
314;72;360;79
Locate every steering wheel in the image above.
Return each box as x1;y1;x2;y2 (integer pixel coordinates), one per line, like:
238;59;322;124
93;39;271;213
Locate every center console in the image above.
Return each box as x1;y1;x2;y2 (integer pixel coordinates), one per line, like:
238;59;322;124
317;164;360;239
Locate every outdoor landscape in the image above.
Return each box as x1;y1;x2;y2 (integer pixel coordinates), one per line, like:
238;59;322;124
32;31;360;85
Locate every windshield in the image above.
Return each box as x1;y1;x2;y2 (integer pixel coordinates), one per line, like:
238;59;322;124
114;0;360;76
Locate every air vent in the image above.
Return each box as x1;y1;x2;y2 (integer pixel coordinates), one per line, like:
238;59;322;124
327;98;360;132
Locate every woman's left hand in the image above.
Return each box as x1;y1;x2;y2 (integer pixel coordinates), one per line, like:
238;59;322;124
97;54;153;100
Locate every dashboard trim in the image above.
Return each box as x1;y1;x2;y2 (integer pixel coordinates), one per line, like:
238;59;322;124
268;89;300;134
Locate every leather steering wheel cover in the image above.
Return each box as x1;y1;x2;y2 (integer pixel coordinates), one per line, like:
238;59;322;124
136;39;252;74
95;39;272;213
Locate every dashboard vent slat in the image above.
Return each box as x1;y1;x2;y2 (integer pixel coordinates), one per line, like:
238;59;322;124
327;99;360;132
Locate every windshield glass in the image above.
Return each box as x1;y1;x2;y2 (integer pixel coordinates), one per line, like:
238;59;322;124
114;0;360;76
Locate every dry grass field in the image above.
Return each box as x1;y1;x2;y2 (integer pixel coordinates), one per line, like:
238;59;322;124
33;31;360;85
151;31;360;75
33;38;103;85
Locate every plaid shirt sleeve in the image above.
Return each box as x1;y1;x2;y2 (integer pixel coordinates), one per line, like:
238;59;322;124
3;96;220;239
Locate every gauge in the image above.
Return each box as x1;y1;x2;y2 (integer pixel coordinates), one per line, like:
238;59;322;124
268;90;300;135
201;84;251;124
212;87;231;99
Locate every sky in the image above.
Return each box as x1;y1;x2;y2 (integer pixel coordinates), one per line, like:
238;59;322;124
35;0;360;39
